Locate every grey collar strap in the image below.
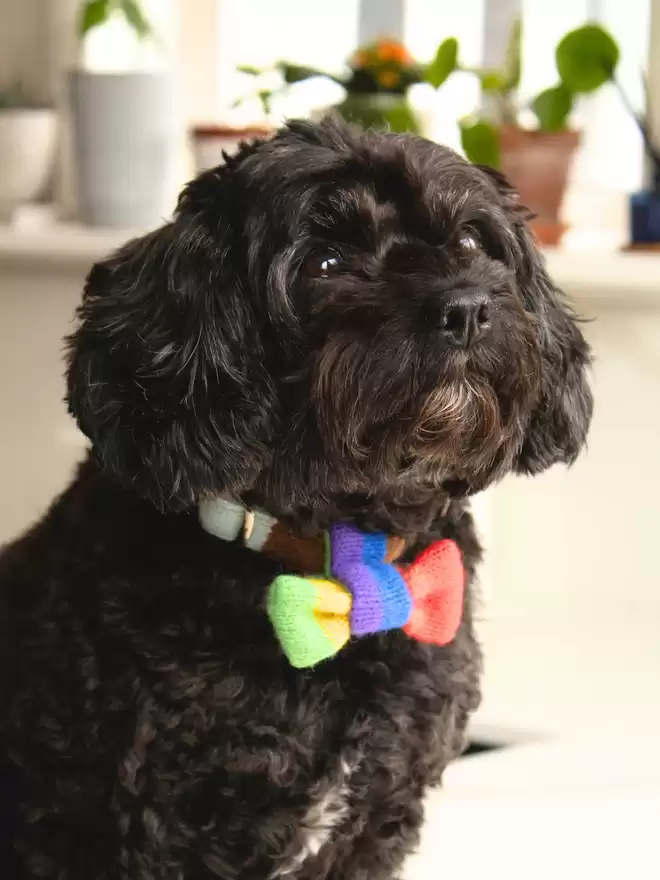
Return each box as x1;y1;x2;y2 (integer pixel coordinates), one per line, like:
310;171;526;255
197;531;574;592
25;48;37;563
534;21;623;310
198;497;278;552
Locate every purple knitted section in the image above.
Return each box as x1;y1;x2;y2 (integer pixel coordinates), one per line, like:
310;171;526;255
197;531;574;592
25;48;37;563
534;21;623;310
330;525;383;635
329;524;412;636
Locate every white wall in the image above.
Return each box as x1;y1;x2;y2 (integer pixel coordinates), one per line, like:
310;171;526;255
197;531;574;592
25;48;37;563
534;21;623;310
0;0;51;103
0;257;87;538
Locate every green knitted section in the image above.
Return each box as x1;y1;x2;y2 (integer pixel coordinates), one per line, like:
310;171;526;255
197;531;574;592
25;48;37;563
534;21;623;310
267;575;338;669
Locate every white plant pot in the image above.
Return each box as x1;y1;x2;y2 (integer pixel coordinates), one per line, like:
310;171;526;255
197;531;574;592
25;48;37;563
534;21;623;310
0;109;57;222
69;70;177;229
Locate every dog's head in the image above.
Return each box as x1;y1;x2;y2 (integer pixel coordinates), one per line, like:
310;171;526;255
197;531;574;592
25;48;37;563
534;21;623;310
67;119;592;523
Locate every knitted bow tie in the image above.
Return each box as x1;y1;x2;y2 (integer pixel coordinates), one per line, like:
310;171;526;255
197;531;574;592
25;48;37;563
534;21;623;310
199;500;465;669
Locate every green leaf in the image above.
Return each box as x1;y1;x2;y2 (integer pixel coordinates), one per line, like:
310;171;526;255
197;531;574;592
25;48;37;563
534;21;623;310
119;0;152;40
460;119;500;168
480;70;508;92
79;0;112;37
461;67;508;93
556;24;619;94
426;38;459;88
238;65;263;77
531;83;574;131
258;90;273;115
278;62;335;85
504;18;522;90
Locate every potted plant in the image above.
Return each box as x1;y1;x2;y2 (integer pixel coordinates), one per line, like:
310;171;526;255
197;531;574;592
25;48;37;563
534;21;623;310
69;0;177;228
538;25;660;247
238;37;458;135
0;84;57;222
452;22;620;245
332;39;424;133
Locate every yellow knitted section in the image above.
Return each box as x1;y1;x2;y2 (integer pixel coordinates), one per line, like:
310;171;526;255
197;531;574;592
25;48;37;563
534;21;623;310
310;579;351;648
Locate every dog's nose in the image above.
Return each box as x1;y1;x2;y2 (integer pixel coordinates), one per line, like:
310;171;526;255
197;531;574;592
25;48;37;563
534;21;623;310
439;292;491;348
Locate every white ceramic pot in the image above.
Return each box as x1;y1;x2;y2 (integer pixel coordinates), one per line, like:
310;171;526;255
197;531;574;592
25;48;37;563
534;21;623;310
69;71;177;228
0;109;57;221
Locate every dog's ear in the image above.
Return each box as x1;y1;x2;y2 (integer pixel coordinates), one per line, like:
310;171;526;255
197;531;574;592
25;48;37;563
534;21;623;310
66;170;276;510
478;165;593;473
514;245;593;473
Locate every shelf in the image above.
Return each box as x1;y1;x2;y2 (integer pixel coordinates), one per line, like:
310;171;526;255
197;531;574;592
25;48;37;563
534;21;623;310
0;222;140;269
544;249;660;310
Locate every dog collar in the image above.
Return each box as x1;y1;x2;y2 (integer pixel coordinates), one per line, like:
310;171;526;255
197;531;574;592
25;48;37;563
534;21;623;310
199;497;465;669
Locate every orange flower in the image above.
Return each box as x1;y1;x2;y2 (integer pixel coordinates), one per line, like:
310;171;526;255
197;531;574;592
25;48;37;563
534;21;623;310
375;39;412;65
352;50;368;67
378;70;400;89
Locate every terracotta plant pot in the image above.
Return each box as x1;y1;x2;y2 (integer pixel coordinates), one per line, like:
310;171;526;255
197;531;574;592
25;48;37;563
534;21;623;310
498;126;580;246
191;124;272;173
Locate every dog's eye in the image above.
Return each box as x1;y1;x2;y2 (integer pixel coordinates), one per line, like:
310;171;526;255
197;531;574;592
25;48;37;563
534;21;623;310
460;230;479;250
304;250;343;278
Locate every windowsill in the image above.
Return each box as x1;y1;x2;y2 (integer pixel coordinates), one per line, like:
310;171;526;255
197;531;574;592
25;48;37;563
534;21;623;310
1;217;659;311
0;219;142;270
543;248;660;310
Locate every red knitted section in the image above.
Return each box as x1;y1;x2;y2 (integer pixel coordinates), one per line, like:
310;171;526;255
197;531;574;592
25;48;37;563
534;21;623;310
400;539;464;646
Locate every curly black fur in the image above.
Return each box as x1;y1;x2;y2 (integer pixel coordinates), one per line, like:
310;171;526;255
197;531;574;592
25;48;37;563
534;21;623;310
1;119;592;879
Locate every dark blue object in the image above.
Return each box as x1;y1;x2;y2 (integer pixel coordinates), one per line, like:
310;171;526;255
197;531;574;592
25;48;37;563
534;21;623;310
630;189;660;243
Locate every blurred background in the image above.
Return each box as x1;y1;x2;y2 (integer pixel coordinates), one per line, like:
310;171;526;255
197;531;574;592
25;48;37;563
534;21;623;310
1;2;659;877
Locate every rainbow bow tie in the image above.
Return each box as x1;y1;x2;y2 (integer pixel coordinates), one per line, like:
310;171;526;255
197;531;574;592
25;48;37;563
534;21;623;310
267;524;464;669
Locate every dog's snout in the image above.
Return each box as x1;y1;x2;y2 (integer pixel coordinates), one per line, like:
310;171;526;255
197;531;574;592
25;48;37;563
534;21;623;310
439;292;491;348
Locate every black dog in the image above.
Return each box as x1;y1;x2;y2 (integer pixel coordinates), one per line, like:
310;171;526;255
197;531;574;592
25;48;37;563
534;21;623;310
0;119;592;879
